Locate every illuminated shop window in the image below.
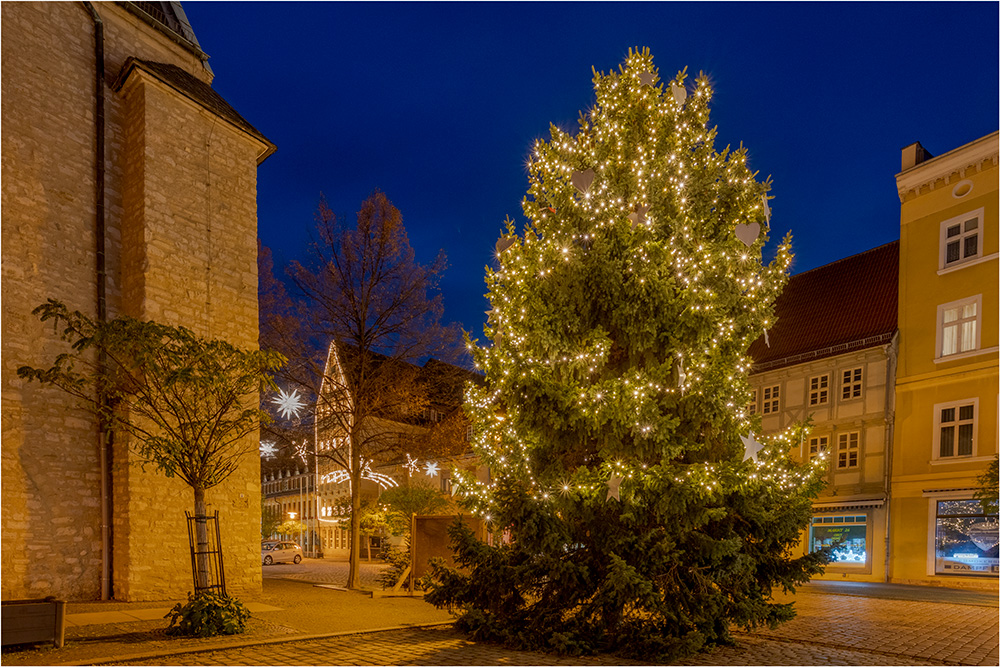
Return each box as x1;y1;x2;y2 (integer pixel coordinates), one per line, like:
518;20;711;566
934;500;999;576
810;514;867;565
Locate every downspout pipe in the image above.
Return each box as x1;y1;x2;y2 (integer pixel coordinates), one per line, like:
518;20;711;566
883;331;899;583
81;1;111;601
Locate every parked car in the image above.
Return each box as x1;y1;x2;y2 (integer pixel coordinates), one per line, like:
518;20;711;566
261;540;302;565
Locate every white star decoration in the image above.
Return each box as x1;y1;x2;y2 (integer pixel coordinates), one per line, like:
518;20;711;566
740;433;765;463
607;474;623;501
259;440;277;459
404;454;421;475
424;461;440;478
271;388;306;420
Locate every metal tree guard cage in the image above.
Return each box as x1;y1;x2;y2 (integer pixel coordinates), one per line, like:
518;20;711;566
185;510;227;596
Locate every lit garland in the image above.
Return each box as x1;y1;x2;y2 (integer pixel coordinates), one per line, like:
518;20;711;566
454;48;812;521
320;460;399;490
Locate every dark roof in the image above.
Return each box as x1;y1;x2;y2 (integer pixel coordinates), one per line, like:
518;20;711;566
112;58;276;163
749;240;899;372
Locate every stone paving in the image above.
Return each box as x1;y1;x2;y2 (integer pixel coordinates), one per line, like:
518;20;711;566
262;558;388;589
105;585;998;667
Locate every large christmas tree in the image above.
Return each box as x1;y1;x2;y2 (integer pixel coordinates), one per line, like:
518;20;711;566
427;48;827;661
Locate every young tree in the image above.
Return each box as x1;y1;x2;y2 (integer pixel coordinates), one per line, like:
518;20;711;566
18;300;285;589
261;190;464;589
426;48;827;661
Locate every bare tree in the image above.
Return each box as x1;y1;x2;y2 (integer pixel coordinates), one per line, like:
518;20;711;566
261;190;465;589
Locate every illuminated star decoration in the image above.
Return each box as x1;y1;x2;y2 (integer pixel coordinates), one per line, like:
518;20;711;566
259;440;278;460
271;388;306;420
294;440;308;463
424;461;440;478
607;474;623;502
404;454;421;476
740;433;765;463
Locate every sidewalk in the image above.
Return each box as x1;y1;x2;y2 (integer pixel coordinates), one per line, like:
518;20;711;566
2;574;996;666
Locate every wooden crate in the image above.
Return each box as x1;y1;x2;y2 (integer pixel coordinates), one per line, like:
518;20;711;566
1;597;66;648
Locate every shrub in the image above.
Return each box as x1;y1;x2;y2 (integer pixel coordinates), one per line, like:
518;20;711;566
165;591;250;637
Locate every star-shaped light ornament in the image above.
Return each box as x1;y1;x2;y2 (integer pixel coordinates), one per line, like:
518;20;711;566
740;433;765;463
260;440;278;460
294;440;309;463
404;454;421;475
638;71;655;86
607;473;623;502
424;461;440;478
271;388;306;420
627;204;652;230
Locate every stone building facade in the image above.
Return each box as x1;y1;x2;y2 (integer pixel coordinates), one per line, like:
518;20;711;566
2;2;274;601
749;242;899;582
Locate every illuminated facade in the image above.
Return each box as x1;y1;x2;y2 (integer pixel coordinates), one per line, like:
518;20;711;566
889;132;998;588
748;242;899;581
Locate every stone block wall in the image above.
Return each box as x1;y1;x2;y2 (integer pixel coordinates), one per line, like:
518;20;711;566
2;2;269;601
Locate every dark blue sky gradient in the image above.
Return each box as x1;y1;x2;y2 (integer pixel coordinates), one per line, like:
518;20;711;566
183;1;999;340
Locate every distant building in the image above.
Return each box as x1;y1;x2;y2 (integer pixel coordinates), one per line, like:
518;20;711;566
890;132;998;587
749;242;899;581
261;343;485;558
2;2;274;601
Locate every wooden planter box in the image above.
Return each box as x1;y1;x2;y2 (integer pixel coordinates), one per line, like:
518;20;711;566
1;597;66;648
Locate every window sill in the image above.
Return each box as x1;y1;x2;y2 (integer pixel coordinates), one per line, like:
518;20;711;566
934;346;999;364
929;455;994;466
937;252;998;275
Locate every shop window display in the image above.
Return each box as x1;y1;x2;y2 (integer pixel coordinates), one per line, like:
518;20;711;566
809;514;867;565
934;500;999;576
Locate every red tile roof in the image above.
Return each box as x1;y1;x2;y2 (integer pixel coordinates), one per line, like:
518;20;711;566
749;240;899;372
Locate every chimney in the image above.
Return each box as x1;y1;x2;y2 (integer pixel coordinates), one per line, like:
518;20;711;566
900;142;934;171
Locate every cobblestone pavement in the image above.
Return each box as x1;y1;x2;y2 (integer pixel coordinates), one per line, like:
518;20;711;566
262;558;388;589
108;587;998;666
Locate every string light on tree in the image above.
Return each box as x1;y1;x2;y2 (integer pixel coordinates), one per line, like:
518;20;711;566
427;47;826;662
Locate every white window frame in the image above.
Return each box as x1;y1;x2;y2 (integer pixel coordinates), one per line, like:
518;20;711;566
809;374;830;407
841;367;863;401
932;398;979;461
748;388;758;415
938;208;983;271
935;295;982;361
836;431;860;469
762;384;780;415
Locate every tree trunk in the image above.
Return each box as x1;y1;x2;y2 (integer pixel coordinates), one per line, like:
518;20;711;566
346;449;363;589
193;486;210;591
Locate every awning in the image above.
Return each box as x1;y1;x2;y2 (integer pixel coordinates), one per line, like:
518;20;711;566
812;498;885;512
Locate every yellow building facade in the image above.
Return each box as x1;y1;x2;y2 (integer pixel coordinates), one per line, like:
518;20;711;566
890;132;998;588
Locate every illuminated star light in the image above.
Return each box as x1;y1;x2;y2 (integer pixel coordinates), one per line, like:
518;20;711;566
404;454;421;475
424;461;440;478
271;388;306;420
259;440;278;459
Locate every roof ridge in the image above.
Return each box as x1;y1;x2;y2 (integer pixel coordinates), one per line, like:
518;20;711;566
790;239;899;279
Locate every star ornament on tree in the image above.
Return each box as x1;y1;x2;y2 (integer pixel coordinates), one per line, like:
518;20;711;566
271;388;306;420
740;433;765;463
607;473;623;501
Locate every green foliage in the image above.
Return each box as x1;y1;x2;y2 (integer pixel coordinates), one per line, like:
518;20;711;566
276;519;306;535
377;540;413;589
427;49;827;663
975;455;999;514
18;299;285;492
165;592;250;637
380;481;452;534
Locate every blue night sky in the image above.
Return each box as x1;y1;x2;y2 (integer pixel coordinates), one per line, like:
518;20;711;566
182;1;998;340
